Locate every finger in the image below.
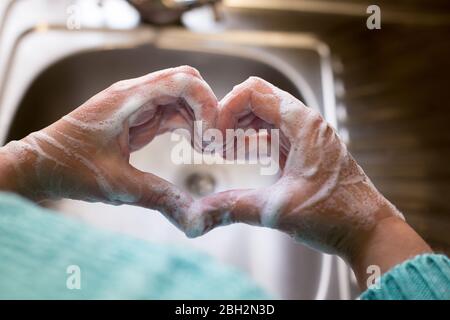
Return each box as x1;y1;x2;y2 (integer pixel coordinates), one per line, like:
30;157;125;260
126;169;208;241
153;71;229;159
106;65;204;95
128;98;197;151
185;189;263;238
127;107;164;151
218;77;290;162
127;66;217;130
220;130;286;170
187;180;292;237
60;68;197;127
219;77;308;141
125;165;194;233
64;66;218;153
242;77;338;157
126;67;218;152
220;77;334;173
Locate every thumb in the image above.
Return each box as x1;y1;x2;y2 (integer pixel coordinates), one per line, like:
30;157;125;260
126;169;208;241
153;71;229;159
125;165;194;232
190;178;295;237
187;188;265;237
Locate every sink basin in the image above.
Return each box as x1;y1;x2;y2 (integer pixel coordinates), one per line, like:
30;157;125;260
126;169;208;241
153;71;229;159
7;45;302;137
1;27;349;299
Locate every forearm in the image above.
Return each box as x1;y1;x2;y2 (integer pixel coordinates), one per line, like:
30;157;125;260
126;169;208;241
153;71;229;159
345;203;432;290
0;142;37;199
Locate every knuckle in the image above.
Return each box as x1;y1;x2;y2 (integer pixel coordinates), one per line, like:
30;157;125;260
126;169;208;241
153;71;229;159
108;79;132;92
231;76;261;93
174;65;201;78
235;76;271;95
308;111;327;132
310;109;325;122
246;76;264;87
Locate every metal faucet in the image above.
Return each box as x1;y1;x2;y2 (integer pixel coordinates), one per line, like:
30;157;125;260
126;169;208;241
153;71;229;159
127;0;221;25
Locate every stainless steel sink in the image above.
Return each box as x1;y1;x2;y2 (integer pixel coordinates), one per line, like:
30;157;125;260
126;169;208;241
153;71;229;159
6;45;303;138
0;25;353;299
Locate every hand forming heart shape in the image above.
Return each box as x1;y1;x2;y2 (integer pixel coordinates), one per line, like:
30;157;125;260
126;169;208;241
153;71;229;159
3;66;402;254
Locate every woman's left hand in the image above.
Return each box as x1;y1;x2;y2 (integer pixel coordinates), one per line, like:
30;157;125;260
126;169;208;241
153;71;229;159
0;66;218;232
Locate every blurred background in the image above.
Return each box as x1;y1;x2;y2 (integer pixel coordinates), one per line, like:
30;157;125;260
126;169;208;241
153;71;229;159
0;0;449;299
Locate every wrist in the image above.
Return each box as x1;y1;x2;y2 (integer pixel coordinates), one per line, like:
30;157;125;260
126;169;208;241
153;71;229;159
343;204;432;289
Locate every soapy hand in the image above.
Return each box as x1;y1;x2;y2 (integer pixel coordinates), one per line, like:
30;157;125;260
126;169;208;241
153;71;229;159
1;67;404;257
0;68;431;289
1;66;218;232
192;77;404;256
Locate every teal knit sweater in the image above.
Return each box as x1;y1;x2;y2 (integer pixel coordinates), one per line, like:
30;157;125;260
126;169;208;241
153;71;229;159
360;254;449;300
0;192;449;300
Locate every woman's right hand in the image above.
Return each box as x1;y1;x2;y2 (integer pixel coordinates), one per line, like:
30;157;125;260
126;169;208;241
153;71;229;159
192;77;431;288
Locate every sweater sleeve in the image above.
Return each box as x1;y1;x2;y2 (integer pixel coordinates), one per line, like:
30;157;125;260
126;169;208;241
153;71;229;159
360;254;450;300
0;192;268;299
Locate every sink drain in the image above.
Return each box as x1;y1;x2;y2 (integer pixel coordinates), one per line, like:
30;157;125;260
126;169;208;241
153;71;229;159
184;172;216;197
